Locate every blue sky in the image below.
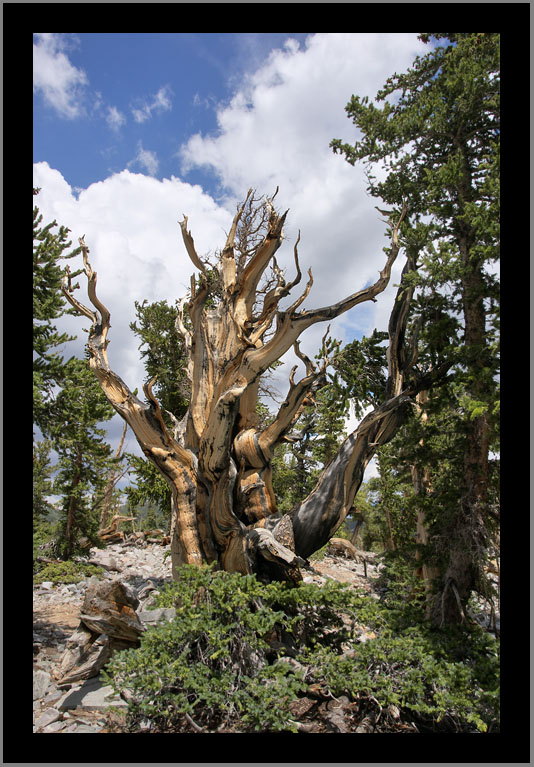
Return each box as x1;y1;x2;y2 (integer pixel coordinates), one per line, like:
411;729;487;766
34;32;428;477
34;33;311;194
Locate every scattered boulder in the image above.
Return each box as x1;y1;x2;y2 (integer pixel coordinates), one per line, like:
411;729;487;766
88;554;121;572
42;720;68;733
80;579;145;641
35;707;62;729
32;539;401;733
54;624;135;685
55;580;146;686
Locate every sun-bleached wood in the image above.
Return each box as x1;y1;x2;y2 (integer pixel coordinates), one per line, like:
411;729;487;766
63;192;439;582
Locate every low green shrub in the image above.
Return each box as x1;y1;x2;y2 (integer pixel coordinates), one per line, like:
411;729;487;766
104;564;307;732
103;563;499;733
33;559;105;584
301;623;499;732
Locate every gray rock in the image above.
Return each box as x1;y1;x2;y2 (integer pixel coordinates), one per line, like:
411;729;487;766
137;582;158;600
58;675;127;711
43;720;68;733
33;669;51;700
138;607;176;624
67;723;100;733
40;582;54;590
35;707;62;729
90;555;121;572
44;688;65;706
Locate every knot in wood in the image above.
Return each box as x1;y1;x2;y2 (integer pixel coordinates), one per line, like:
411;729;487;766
234;428;268;469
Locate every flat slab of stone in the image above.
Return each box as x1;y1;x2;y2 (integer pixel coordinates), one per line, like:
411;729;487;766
138;607;176;624
58;675;127;711
35;707;62;729
43;720;68;733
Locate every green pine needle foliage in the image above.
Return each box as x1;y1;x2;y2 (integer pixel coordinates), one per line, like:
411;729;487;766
103;564;499;733
33;560;105;584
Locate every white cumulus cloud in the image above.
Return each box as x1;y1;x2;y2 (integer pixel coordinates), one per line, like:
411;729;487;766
33;160;233;455
33;33;89;119
180;33;426;360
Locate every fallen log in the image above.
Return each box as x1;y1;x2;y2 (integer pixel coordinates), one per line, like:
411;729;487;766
98;515;136;541
99;531;124;544
327;537;376;562
326;538;377;576
54;624;132;685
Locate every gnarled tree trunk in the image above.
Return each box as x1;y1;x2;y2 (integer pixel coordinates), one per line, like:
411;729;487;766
63;189;442;582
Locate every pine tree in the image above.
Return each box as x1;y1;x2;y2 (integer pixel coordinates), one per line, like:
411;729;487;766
33;189;81;429
331;33;500;623
125;299;190;520
47;357;117;560
33;440;55;522
33;192;119;559
33;440;57;561
129;299;190;425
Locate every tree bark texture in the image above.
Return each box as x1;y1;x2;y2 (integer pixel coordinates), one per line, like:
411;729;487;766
410;390;440;617
427;152;493;625
63;191;432;582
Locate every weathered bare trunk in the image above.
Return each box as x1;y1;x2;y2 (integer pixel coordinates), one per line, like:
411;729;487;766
63;190;446;582
410;390;439;616
384;506;396;551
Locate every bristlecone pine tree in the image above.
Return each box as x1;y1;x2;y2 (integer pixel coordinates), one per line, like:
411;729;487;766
62;189;446;582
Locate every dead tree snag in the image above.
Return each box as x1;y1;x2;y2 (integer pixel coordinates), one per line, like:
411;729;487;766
63;190;437;582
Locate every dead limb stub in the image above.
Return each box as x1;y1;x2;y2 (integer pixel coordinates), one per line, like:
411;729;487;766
98;514;136;544
63;191;438;581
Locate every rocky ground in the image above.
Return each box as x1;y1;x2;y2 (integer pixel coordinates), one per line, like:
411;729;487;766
33;541;498;734
33;540;175;732
33;540;383;733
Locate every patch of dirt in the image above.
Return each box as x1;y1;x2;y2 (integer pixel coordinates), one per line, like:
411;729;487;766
33;603;81;632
